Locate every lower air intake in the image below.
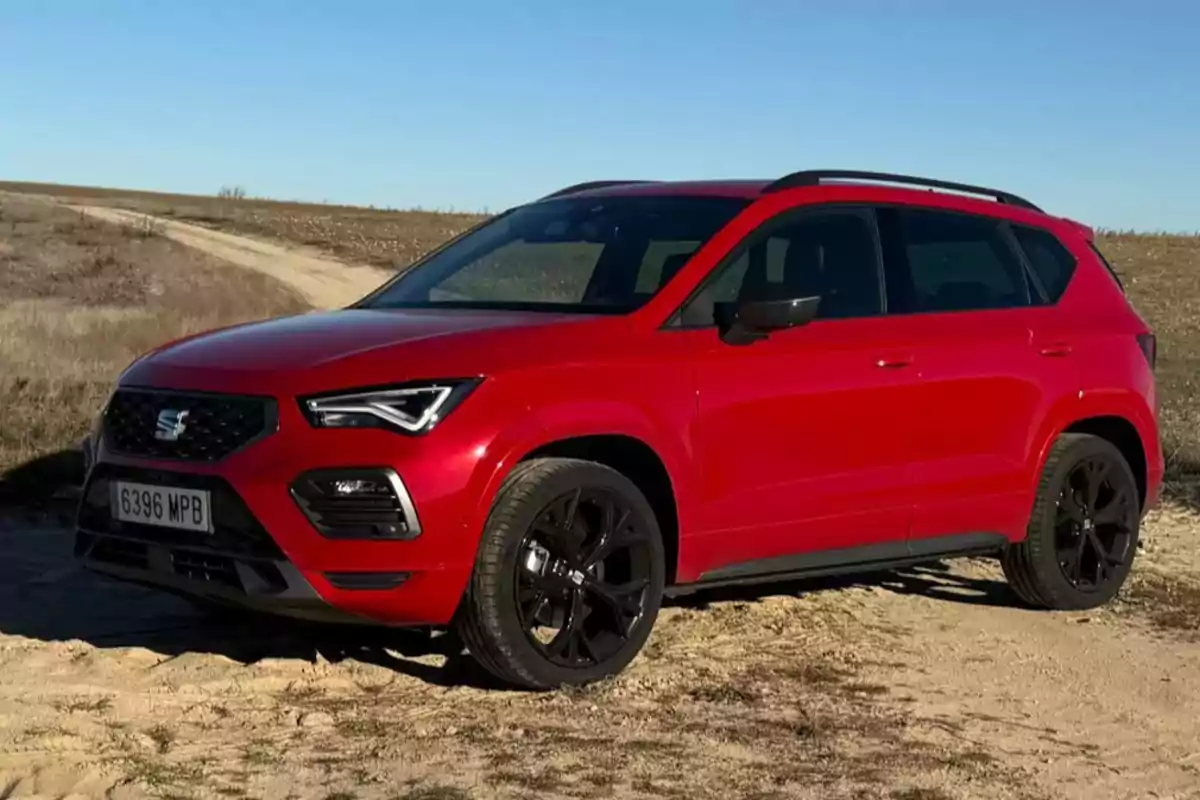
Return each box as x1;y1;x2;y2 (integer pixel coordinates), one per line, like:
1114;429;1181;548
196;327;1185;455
290;468;421;540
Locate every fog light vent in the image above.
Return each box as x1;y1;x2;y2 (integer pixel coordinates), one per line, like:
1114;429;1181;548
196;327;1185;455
290;468;421;540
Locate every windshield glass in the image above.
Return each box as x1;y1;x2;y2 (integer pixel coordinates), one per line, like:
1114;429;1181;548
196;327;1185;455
360;195;749;313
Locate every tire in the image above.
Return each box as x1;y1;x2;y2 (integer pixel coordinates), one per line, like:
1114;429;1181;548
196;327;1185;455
1003;433;1141;610
455;458;666;690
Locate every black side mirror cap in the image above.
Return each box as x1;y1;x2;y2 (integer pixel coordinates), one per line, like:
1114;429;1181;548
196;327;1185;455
714;296;820;345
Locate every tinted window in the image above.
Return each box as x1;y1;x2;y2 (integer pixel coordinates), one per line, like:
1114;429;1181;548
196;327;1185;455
635;240;703;293
886;208;1029;313
679;210;882;326
363;196;748;313
1088;242;1126;292
1012;225;1077;302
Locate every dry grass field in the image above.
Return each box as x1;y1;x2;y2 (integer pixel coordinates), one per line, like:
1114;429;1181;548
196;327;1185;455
0;180;485;270
1096;233;1200;502
1;181;1199;800
0;193;310;501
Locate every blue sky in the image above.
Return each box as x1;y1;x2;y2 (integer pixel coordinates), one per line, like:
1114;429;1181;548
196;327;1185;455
2;1;1197;231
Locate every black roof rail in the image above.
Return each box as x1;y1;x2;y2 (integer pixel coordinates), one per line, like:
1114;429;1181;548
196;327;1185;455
539;180;654;200
761;169;1042;212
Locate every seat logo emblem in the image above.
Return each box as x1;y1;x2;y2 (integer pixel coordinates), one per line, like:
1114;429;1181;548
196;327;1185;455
154;409;190;442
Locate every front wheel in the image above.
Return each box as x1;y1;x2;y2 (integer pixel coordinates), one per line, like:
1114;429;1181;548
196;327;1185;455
1003;433;1141;610
456;458;665;690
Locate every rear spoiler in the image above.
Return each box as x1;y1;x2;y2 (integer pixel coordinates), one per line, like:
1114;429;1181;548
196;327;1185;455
1060;217;1095;242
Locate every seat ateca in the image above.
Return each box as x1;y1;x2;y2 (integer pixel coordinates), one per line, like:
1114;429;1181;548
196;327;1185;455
77;170;1162;688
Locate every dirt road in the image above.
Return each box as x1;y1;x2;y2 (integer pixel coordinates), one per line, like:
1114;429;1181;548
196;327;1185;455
1;504;1198;800
68;206;392;309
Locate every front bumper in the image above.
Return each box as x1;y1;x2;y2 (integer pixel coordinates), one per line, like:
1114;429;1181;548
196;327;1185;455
75;464;383;624
76;532;373;625
75;398;496;626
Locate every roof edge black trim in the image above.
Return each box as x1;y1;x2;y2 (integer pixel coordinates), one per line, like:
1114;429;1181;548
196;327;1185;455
538;180;656;200
762;169;1042;212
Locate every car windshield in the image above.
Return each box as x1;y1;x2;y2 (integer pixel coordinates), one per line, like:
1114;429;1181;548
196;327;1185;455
360;195;750;313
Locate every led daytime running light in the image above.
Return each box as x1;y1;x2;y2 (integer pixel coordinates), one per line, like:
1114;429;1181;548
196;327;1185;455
307;385;455;432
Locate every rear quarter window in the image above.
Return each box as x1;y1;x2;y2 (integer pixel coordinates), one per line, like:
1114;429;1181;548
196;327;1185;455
1011;225;1078;303
1087;241;1126;292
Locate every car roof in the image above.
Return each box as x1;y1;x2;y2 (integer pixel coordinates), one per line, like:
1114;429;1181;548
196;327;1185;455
559;179;774;199
541;172;1086;235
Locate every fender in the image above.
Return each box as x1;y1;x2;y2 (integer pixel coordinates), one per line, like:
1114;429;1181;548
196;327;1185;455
458;399;694;549
1026;387;1161;513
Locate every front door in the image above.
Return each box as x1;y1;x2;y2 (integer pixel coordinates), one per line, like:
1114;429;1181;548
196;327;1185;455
674;206;919;581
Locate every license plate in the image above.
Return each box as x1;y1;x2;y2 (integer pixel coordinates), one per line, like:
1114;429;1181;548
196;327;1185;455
111;481;212;533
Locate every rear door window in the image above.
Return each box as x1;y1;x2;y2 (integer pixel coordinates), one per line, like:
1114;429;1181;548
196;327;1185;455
881;208;1031;314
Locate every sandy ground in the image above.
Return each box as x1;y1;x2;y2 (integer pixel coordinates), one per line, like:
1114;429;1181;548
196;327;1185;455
2;210;1198;799
0;505;1196;800
67;206;392;309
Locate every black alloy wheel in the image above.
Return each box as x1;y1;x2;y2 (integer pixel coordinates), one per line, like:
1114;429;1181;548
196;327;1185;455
1003;433;1141;610
456;458;665;689
515;486;654;667
1053;455;1137;593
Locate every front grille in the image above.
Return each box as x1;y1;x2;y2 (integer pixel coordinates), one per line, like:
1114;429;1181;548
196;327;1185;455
77;464;284;559
172;550;241;588
103;388;276;462
80;537;289;595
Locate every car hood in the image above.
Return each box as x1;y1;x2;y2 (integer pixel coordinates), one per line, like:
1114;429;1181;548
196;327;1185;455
120;308;598;392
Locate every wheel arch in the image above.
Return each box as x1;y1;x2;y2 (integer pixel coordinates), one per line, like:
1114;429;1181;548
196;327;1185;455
522;434;681;584
1062;415;1148;509
1030;384;1162;517
463;401;692;584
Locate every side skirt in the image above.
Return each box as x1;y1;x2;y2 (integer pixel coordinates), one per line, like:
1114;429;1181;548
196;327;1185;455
665;532;1008;598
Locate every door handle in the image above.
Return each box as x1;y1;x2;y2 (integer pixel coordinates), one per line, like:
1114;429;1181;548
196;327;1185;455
1038;343;1073;357
875;355;913;369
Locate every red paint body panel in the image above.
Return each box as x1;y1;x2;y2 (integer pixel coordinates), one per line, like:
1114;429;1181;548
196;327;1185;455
87;179;1163;626
679;317;917;580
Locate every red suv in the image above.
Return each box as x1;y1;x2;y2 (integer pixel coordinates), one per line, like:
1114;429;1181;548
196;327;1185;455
77;170;1163;689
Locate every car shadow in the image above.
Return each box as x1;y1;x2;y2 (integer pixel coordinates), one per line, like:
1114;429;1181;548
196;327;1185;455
2;505;1025;690
0;446;85;508
667;558;1023;611
0;508;503;689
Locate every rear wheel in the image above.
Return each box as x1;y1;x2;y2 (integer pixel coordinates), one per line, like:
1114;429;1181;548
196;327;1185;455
456;458;665;689
1003;433;1141;610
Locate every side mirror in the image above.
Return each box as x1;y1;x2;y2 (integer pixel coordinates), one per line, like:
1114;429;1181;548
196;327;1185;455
714;296;820;345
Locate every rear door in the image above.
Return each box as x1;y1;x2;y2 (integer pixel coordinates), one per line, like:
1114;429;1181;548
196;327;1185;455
675;206;920;580
874;206;1081;546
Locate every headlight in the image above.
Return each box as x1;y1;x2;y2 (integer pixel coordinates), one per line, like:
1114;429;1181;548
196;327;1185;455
300;379;481;434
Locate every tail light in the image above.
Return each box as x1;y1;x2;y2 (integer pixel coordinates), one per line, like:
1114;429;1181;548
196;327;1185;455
1136;332;1156;370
